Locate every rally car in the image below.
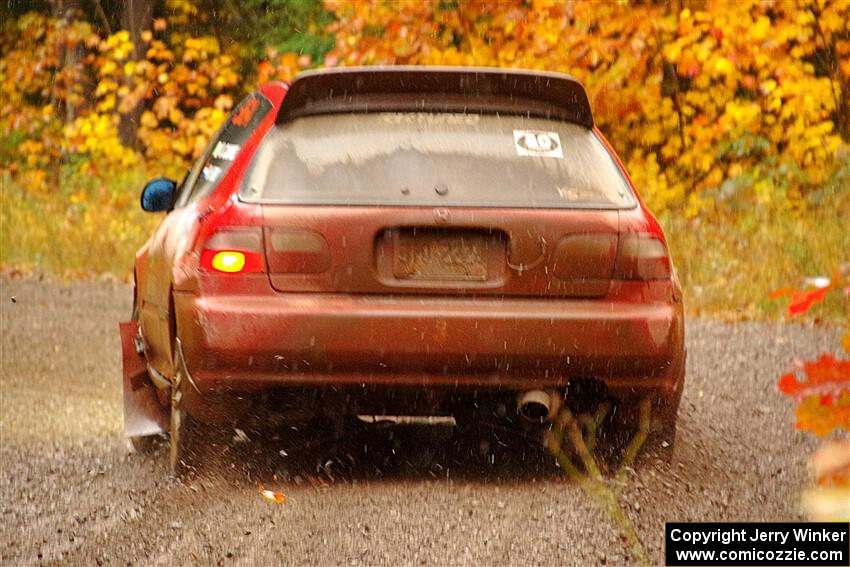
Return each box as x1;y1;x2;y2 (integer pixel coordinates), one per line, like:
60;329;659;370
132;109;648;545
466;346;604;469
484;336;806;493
120;66;685;471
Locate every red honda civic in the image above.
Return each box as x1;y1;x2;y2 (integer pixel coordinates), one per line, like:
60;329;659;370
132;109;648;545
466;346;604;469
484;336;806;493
120;66;685;471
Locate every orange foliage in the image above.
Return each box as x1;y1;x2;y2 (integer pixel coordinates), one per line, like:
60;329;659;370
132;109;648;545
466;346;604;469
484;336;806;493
779;354;850;436
0;13;92;181
323;0;849;215
1;0;848;211
771;269;850;317
773;269;849;437
787;287;832;317
772;271;848;517
1;9;241;183
256;52;313;84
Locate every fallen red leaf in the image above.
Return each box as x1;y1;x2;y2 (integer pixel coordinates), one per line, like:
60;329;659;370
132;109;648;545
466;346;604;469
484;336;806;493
778;354;850;401
787;287;830;317
778;371;803;396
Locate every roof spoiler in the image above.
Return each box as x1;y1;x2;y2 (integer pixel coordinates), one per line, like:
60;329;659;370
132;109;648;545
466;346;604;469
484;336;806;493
275;66;594;128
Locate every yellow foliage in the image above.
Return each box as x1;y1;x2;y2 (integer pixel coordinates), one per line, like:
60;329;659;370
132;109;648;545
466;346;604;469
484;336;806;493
322;0;849;214
1;0;848;222
1;7;242;180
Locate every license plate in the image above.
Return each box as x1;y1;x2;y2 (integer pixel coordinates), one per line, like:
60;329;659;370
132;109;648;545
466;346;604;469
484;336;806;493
393;231;491;280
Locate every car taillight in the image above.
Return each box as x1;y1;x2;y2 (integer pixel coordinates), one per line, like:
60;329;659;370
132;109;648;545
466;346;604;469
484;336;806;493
551;233;618;281
200;229;265;274
613;233;671;280
264;229;330;274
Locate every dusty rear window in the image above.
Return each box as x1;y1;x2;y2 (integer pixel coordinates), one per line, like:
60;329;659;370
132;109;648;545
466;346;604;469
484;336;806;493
240;113;635;209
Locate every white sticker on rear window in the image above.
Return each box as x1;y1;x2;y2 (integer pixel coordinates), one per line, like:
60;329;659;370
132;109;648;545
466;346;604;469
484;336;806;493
212;141;241;161
557;185;599;201
513;130;563;158
202;163;222;182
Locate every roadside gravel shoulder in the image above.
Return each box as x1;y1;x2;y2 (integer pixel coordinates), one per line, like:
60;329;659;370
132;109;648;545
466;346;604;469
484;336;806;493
0;277;840;566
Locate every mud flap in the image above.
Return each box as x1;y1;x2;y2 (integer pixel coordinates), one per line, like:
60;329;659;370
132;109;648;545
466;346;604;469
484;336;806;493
120;320;168;437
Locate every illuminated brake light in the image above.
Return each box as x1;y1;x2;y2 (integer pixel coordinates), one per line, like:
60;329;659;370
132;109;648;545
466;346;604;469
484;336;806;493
199;228;265;274
211;251;245;273
201;249;264;273
614;233;671;280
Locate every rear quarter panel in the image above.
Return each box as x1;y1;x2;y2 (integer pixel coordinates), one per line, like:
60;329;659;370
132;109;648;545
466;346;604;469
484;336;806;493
135;82;289;378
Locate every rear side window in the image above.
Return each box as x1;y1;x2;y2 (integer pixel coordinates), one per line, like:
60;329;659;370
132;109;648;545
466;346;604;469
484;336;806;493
240;113;635;209
177;93;273;207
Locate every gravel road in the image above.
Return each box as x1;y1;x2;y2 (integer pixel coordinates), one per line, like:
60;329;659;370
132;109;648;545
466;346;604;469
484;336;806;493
0;277;840;566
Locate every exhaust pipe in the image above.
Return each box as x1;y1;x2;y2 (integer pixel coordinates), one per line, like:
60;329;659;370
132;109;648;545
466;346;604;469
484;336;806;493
517;389;562;422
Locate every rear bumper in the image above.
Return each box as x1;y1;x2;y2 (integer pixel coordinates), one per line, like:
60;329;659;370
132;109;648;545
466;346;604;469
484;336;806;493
174;291;684;395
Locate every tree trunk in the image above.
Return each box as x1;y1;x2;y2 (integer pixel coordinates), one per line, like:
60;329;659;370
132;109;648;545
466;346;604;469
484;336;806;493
118;0;153;149
811;3;850;142
54;0;84;124
838;76;850;142
50;0;83;184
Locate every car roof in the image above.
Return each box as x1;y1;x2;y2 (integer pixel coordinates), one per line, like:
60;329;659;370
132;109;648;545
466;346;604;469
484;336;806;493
276;66;594;128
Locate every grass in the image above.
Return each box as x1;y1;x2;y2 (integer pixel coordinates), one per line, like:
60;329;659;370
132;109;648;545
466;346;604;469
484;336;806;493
0;168;161;279
661;189;849;323
1;168;847;321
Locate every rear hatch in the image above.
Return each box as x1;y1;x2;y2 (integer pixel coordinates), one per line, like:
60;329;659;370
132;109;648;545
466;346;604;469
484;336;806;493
239;70;636;298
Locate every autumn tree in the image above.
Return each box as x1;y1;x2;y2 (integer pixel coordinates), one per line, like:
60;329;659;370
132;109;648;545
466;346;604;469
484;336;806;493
322;0;849;215
2;0;847;211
